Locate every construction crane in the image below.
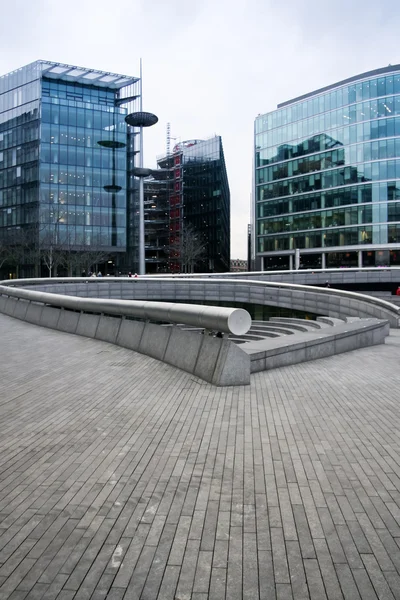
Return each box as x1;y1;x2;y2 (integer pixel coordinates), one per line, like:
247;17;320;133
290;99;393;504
166;123;179;156
166;122;171;157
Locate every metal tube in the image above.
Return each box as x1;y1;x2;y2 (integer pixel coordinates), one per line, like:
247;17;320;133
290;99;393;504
0;284;252;335
138;58;145;275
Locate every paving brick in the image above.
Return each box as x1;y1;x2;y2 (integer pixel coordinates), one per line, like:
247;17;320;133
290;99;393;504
334;564;362;600
352;568;379;600
361;554;396;600
271;528;290;584
286;541;309;600
313;539;343;600
175;538;200;599
226;525;243;600
292;505;316;559
304;558;327;600
356;513;396;571
383;571;400;600
258;550;276;600
1;316;400;599
156;565;180;600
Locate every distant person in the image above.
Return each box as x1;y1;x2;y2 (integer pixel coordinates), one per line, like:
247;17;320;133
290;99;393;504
134;273;138;278
396;286;400;296
128;272;133;278
81;270;86;277
97;271;102;277
325;281;330;288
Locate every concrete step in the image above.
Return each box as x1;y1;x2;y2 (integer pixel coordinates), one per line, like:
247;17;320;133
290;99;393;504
317;316;346;326
268;317;324;329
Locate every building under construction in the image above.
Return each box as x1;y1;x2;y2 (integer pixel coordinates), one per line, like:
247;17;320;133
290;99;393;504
143;173;170;273
148;135;230;273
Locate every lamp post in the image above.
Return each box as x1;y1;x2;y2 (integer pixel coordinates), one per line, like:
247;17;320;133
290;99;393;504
124;62;158;275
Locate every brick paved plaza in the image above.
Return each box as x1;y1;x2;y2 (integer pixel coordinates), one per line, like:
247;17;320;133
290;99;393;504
1;313;400;600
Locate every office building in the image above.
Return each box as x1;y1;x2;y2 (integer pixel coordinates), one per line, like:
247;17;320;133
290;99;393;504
156;136;230;273
0;60;140;277
143;174;170;273
254;65;400;270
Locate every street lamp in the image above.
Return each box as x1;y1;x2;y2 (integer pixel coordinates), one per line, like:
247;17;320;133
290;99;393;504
124;62;158;275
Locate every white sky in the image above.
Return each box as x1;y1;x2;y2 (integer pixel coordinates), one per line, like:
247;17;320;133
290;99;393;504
1;0;400;258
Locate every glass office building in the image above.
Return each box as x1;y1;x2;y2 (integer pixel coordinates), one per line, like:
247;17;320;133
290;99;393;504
0;60;140;277
254;65;400;270
157;136;231;273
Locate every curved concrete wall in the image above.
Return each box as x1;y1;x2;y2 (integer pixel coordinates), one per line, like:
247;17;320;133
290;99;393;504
0;278;392;383
94;267;400;288
0;294;250;386
17;277;400;328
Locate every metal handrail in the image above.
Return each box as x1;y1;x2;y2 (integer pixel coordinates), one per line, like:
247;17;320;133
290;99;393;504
0;282;252;336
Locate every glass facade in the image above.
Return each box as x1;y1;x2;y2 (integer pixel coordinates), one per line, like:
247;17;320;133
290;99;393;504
254;65;400;270
0;61;139;277
0;63;41;258
158;136;231;273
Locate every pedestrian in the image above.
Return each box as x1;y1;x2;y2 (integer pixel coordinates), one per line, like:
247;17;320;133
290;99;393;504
134;273;138;278
396;286;400;296
81;269;86;277
97;271;103;277
128;272;133;278
325;281;330;288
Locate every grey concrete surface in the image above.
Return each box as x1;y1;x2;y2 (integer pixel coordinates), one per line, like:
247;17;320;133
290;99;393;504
2;314;400;599
116;319;145;352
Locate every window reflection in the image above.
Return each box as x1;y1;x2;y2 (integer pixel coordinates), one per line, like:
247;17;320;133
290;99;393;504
255;68;400;264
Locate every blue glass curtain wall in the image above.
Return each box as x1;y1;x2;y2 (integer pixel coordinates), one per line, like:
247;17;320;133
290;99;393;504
256;73;400;134
39;84;127;250
255;69;400;262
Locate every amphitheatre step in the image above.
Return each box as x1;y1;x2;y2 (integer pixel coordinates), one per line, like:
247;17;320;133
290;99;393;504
316;316;346;326
268;317;326;329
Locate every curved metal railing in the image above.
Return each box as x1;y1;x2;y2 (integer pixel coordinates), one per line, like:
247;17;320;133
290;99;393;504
0;280;252;336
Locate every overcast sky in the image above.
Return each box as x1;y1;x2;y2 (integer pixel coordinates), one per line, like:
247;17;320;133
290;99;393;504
1;0;400;258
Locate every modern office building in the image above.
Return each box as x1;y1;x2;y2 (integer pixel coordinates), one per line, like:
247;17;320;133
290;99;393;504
0;60;141;277
156;136;230;273
143;174;170;273
254;65;400;270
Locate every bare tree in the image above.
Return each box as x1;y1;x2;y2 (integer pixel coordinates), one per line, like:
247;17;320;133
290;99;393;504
39;220;71;278
0;227;39;278
167;223;206;273
0;239;9;271
66;245;110;276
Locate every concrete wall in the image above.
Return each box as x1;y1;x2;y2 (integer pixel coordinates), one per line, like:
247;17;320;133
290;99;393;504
0;299;250;386
25;279;400;328
0;290;390;384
